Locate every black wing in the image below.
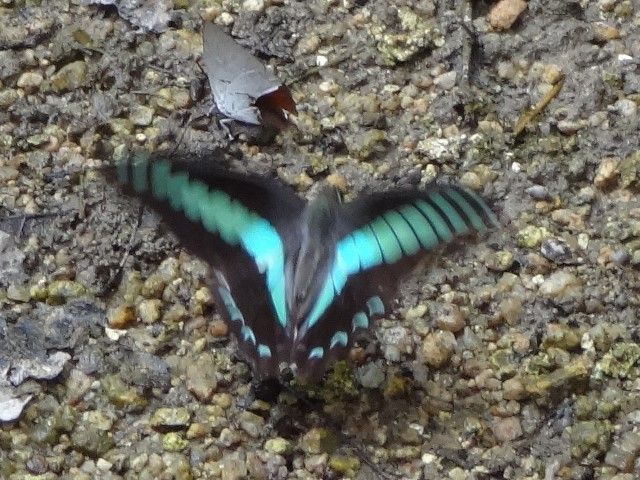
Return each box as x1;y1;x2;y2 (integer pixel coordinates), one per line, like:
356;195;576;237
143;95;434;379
291;182;498;378
110;149;306;377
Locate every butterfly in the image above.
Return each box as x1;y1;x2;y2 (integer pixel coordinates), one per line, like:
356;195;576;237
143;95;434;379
113;149;498;380
200;22;297;131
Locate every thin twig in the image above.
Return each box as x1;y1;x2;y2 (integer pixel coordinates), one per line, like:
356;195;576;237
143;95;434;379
514;76;565;137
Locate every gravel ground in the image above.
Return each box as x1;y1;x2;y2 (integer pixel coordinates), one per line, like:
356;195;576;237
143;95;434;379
1;0;640;479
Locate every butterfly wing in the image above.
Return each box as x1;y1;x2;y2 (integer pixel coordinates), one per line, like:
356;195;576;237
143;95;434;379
201;22;289;125
111;149;306;377
291;183;499;378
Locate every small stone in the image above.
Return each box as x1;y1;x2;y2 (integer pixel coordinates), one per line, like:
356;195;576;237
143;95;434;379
434;303;466;333
595;157;620;189
242;0;265;12
540;238;572;264
299;428;338;455
107;304;136;329
162;432;188;452
142;273;165;298
7;284;30;302
150;408;191;431
526;185;551;200
539;271;582;299
153;87;191;111
328;455;360;477
495;297;523;326
109;118;134;135
593;22;621;41
71;423;114;457
47;280;87;302
491;416;523;442
356;361;385;389
102;374;148;410
209;319;229;337
186;352;218;401
541;64;563;84
295;33;321;56
486;250;515;272
186;422;211;440
218;427;242;447
598;343;640;379
517;225;551;248
264;437;293;456
137;299;162;323
0;88;20;108
163;303;187;324
237;411;264;438
50;61;87;92
604;430;640;471
326;173;348;192
17;71;44;91
129;105;154;126
488;0;528;30
404;304;428;320
613;99;637;118
0;166;19;182
503;377;525;400
557;120;584;135
420;330;456;368
433;71;456;90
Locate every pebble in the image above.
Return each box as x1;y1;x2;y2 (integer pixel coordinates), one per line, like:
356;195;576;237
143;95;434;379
540;238;572;264
502;377;525;400
129;105;154;126
17;71;44;91
433;71;457;90
488;0;528;30
491;416;523;442
356;361;385;389
186;352;218;401
209;319;229;337
162;432;188;452
0;88;20;108
0;165;20;182
539;271;582;299
299;428;338;455
613;98;637;117
237;411;265;438
420;330;456;368
594;157;620;189
107;305;136;329
434;303;466;333
150;408;191;430
137;299;162;323
242;0;265;12
344;129;386;160
517;225;551;248
50;61;87;92
264;437;293;456
495;297;523;326
526;185;551;200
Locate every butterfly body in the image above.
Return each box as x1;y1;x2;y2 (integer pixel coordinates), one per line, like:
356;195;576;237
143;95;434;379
114;150;498;379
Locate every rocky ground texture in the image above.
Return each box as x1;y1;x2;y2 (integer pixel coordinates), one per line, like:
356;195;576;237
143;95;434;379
1;0;640;479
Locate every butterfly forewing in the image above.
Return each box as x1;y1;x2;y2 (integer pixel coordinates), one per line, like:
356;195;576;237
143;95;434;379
291;183;498;376
112;149;305;377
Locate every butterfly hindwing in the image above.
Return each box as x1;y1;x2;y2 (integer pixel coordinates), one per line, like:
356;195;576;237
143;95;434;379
292;183;498;375
112;149;305;377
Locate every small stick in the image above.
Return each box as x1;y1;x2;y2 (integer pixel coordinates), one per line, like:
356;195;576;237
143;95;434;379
514;76;565;137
